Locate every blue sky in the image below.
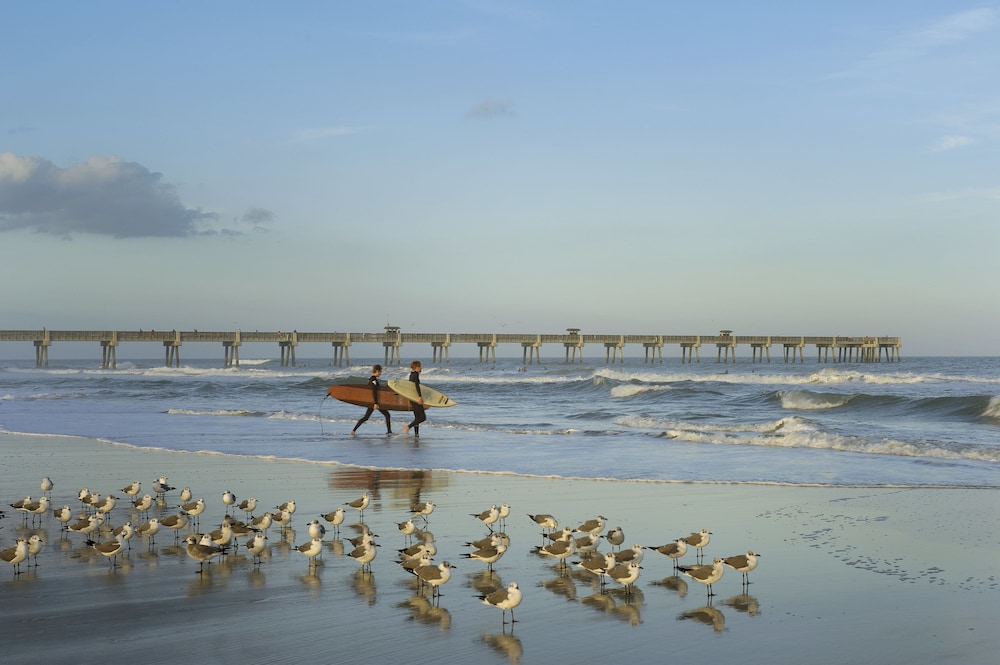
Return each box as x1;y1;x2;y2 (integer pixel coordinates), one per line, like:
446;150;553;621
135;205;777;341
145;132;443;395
2;2;998;357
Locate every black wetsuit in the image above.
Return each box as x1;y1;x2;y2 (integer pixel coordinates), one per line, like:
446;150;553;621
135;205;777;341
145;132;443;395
353;374;392;433
405;370;427;435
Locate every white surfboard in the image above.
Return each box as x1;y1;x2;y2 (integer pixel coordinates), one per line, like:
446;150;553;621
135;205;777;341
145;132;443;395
387;379;457;407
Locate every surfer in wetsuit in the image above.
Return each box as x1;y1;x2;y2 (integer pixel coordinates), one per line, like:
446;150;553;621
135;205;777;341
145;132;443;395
402;360;426;437
351;365;392;435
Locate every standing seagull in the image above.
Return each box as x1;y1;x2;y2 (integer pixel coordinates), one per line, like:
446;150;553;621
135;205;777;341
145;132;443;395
411;501;436;524
296;537;324;566
679;557;726;598
574;515;607;535
152;476;175;496
27;535;45;567
346;492;371;520
245;532;268;565
481;581;523;624
222;490;237;514
92;533;129;569
136;518;161;547
40;476;54;497
645;538;688;568
472;505;500;532
604;527;625;551
1;539;29;575
120;480;141;497
684;529;712;561
321;507;345;536
723;551;761;586
237;497;257;519
462;543;508;572
348;542;379;573
412;560;455;598
184;534;226;573
607;561;643;596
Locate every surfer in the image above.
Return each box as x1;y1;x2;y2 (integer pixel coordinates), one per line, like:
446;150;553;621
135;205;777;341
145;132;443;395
402;360;426;437
351;365;392;435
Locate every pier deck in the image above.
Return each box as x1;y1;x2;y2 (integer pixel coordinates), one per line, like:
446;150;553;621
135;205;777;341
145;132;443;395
0;328;902;368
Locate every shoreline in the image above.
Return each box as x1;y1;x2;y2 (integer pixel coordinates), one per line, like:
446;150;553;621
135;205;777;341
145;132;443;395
5;428;995;490
2;431;998;664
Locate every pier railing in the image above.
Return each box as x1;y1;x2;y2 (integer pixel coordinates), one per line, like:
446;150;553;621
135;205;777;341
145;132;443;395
0;328;902;368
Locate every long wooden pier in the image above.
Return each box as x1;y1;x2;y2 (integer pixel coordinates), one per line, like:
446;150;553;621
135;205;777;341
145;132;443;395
0;328;902;368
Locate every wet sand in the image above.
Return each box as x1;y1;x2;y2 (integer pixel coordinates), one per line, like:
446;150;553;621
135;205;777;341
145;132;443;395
1;432;998;664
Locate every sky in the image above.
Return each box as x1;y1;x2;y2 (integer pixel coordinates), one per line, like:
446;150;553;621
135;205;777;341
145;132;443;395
1;1;998;357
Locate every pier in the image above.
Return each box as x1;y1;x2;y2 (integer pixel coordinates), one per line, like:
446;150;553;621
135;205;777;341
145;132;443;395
0;328;902;368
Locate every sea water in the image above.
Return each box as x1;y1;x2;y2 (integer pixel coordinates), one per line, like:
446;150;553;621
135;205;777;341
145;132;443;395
1;355;997;487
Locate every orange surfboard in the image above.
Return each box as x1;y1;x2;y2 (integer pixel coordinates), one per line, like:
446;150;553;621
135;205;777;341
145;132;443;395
327;379;415;411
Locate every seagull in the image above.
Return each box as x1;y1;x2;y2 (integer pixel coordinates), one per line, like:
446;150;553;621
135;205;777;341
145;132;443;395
398;551;433;574
397;518;417;542
68;514;101;539
497;503;511;528
27;534;45;567
528;513;558;533
132;494;154;517
245;532;268;564
94;495;118;521
237;497;257;518
92;533;129;569
52;504;73;530
179;487;193;503
574;532;602;554
19;496;51;525
462;543;508;571
251;512;274;533
723;551;761;586
573;551;618;586
206;521;235;549
411;501;436;523
276;499;297;518
222;490;237;514
296;537;324;566
535;536;575;567
1;538;29;575
307;519;327;541
112;522;135;550
348;542;379;573
472;505;500;531
159;513;189;541
181;498;206;527
412;560;455;597
120;480;141;497
270;509;293;529
346;493;371;520
184;534;226;573
679;557;726;598
645;538;688;568
152;476;175;495
136;518;161;545
607;561;643;595
574;515;607;535
481;581;523;624
604;526;625;551
321;507;346;535
613;543;645;565
76;488;91;507
40;476;54;497
684;529;712;560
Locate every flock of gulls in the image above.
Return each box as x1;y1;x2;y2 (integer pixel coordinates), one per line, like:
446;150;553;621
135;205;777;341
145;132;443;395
3;474;761;627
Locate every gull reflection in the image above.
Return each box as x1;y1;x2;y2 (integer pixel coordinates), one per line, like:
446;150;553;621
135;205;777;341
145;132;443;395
352;568;377;606
651;574;688;598
721;592;761;616
540;573;577;601
678;605;726;633
482;631;523;664
399;595;452;631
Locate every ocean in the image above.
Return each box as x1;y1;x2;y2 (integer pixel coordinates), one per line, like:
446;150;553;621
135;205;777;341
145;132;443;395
2;354;998;488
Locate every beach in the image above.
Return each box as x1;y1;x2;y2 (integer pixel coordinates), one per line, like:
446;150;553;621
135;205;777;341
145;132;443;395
1;431;997;664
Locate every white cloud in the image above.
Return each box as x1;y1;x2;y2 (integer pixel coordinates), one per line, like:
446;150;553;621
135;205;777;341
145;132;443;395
0;152;219;238
877;8;998;62
931;134;975;152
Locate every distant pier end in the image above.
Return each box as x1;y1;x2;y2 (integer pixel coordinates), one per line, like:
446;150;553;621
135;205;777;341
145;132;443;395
0;328;902;368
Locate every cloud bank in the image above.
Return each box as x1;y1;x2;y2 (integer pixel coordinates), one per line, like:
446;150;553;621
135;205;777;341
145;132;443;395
0;152;218;238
